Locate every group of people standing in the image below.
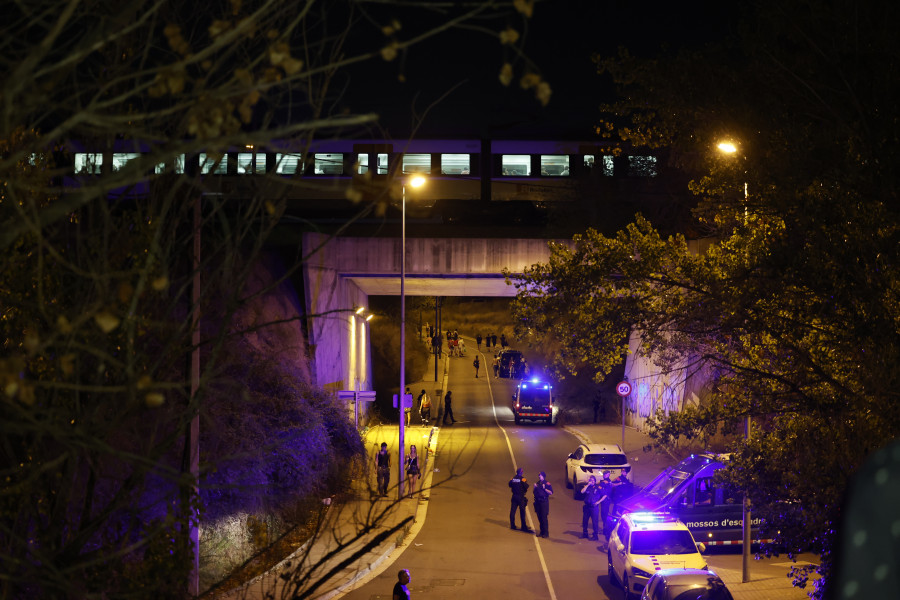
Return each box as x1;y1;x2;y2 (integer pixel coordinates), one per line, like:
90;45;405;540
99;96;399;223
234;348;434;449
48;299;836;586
476;332;508;350
507;467;627;541
508;467;554;538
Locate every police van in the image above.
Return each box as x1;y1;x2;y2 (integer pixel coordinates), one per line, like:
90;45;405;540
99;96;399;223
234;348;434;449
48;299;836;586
511;378;557;425
610;453;764;547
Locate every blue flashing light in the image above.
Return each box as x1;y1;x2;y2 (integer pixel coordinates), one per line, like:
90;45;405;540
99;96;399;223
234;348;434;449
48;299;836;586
531;377;539;384
629;512;676;523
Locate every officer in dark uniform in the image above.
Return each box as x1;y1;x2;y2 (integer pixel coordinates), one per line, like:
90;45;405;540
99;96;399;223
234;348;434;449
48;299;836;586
509;467;531;531
599;470;613;537
582;475;602;540
533;471;554;538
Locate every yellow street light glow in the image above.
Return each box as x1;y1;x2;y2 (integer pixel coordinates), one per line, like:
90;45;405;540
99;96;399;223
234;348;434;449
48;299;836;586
717;142;738;154
355;306;365;315
365;314;374;322
408;174;426;188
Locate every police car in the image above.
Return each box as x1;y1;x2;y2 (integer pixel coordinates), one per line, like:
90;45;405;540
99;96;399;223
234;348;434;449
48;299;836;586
607;512;708;600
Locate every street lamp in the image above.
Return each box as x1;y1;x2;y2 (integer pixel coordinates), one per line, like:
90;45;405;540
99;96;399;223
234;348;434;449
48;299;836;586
398;174;426;499
717;139;752;583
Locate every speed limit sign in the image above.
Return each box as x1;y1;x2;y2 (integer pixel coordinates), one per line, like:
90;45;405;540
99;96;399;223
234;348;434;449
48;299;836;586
616;381;632;397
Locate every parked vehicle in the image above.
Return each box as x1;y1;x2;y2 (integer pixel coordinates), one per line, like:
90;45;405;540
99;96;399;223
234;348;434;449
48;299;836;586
497;349;525;378
608;512;708;600
564;443;631;499
610;453;764;547
640;568;734;600
511;378;556;425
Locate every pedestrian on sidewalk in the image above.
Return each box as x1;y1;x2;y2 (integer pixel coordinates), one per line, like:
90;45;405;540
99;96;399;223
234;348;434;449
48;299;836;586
509;467;531;532
473;356;480;378
375;442;391;497
485;332;492;349
442;390;456;424
533;471;554;538
491;332;498;347
418;389;431;427
476;333;483;349
405;445;420;498
581;475;602;540
393;569;411;600
404;386;412;427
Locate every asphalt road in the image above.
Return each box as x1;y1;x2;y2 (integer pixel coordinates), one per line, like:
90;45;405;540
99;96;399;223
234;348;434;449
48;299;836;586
341;351;817;600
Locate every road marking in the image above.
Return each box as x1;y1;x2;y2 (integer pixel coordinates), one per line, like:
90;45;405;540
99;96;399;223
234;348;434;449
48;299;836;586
485;363;559;600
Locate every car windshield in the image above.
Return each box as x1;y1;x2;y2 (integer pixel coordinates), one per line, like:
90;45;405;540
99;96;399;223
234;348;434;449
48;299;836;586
671;585;734;600
630;530;697;555
641;468;690;501
518;387;549;403
585;453;627;466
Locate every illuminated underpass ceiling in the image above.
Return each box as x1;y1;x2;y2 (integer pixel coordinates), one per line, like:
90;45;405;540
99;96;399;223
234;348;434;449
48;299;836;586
345;274;516;297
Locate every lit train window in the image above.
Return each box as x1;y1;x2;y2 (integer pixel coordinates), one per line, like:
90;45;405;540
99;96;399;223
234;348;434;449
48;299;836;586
358;153;389;175
402;153;430;174
237;153;266;174
154;155;185;174
74;153;103;174
501;154;530;176
111;153;140;172
441;154;470;174
275;153;304;174
314;153;344;175
540;155;569;176
200;153;228;174
602;155;614;176
584;155;614;176
628;155;657;177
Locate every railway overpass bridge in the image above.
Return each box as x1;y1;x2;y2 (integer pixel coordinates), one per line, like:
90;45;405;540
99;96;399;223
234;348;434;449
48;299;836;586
300;232;566;393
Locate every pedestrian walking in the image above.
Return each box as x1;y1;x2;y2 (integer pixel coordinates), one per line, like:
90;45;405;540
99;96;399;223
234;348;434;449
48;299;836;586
476;333;483;349
509;467;531;531
473;356;480;378
492;354;500;378
500;333;508;348
375;442;391;497
485;332;492;349
404;386;412;427
405;444;420;498
581;475;602;540
442;390;456;424
393;569;411;600
533;471;554;538
491;333;498;347
417;389;431;426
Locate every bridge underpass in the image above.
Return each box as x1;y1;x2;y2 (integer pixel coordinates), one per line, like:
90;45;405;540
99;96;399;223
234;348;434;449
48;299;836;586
300;232;566;394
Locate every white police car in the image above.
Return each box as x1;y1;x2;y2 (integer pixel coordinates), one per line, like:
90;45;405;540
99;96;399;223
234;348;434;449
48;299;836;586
607;512;708;600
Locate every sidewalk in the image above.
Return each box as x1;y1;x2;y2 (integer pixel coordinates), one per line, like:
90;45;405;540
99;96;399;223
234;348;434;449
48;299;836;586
217;358;449;600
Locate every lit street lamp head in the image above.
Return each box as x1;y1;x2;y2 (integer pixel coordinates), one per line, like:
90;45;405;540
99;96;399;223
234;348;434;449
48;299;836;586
717;141;738;154
408;174;426;188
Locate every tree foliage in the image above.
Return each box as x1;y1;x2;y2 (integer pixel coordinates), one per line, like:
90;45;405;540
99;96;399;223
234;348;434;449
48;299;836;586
509;2;900;597
1;0;544;597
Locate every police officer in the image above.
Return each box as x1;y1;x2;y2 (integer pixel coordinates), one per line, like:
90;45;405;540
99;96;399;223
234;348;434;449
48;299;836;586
599;470;613;537
509;467;531;532
582;475;602;540
533;471;554;538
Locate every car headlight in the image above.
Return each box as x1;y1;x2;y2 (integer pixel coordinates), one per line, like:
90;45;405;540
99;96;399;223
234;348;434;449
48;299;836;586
631;567;653;579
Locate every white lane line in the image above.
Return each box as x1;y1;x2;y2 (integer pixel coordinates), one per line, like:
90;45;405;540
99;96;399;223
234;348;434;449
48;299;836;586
484;354;559;600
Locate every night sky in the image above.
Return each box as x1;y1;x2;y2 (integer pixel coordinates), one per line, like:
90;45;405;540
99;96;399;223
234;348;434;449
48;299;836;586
337;0;739;140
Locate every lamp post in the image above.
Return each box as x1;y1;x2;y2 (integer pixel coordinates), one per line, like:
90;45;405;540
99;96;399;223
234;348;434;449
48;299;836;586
399;174;426;500
718;140;752;583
